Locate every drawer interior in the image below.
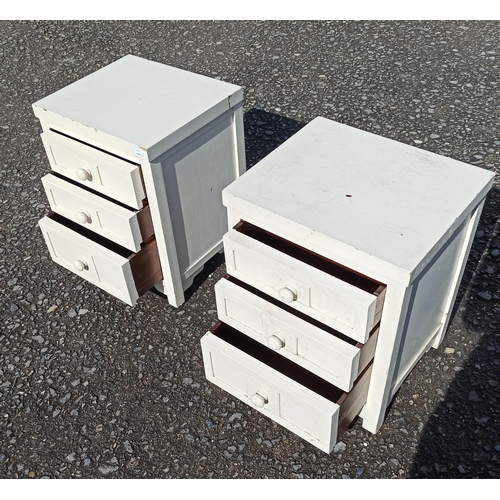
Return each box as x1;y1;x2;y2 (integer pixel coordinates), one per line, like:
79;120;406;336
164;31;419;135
47;211;135;258
45;212;162;297
234;220;384;296
49;171;142;211
211;321;373;436
212;321;345;403
225;275;379;347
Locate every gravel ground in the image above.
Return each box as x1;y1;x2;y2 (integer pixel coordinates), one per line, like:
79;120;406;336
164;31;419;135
0;20;499;480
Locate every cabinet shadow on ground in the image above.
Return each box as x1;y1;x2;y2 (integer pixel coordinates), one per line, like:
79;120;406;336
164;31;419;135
407;182;500;478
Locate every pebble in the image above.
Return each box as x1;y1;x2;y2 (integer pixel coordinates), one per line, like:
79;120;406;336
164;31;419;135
491;249;500;257
98;465;118;475
468;391;481;402
333;441;346;453
10;304;19;312
67;309;77;318
444;347;455;354
205;419;217;430
0;454;6;462
182;377;193;385
59;393;71;404
123;441;133;454
78;309;88;315
477;291;492;300
33;335;44;344
474;416;490;424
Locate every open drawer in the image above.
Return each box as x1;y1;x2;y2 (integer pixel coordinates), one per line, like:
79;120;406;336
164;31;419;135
41;173;153;253
41;129;146;209
201;322;373;454
38;213;162;306
223;221;386;343
215;276;378;392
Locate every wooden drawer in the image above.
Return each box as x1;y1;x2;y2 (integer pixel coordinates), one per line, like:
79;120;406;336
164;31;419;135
223;221;386;343
38;213;162;306
215;276;378;392
201;322;373;453
41;173;154;253
41;129;146;209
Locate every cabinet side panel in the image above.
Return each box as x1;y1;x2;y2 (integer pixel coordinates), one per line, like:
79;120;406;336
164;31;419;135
391;216;470;388
157;111;239;274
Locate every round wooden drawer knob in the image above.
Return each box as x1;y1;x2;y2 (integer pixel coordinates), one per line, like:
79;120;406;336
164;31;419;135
267;335;285;351
73;259;88;271
278;286;297;303
250;392;268;408
76;211;90;224
76;168;92;181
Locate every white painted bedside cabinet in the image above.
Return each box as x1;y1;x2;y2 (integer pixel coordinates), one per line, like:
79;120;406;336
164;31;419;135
34;55;245;307
201;117;495;453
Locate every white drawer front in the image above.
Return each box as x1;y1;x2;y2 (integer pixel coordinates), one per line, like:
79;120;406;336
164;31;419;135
201;328;341;453
41;130;145;209
215;278;376;392
41;174;151;252
224;227;384;343
38;215;161;306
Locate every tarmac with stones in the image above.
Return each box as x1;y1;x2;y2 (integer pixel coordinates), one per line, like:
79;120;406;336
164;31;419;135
1;20;499;479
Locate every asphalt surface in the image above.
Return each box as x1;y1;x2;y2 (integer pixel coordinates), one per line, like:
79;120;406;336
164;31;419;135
1;20;499;479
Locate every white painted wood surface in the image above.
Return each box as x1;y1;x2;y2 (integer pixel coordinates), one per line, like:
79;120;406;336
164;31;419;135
219;116;495;440
41;174;146;252
223;117;494;287
201;330;340;453
32;54;243;161
224;228;378;343
38;216;139;306
215;278;370;391
34;55;246;307
41;131;145;209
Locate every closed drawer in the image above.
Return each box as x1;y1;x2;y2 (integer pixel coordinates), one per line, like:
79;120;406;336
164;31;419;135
41;129;146;209
201;322;372;453
224;221;386;343
38;213;162;306
41;173;154;253
215;276;378;392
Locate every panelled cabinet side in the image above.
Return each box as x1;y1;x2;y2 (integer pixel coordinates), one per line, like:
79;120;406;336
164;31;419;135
361;197;488;434
147;105;246;307
430;199;485;349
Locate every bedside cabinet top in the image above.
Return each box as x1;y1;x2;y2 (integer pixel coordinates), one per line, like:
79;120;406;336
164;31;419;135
32;55;242;159
223;117;495;285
